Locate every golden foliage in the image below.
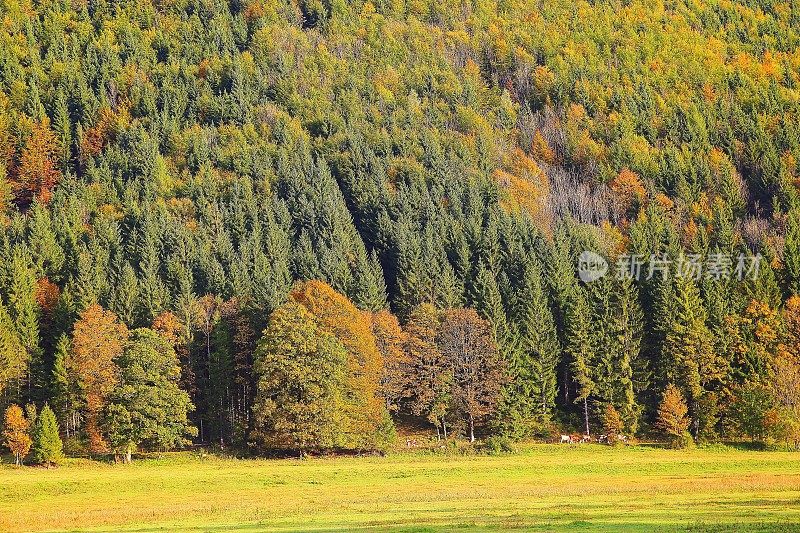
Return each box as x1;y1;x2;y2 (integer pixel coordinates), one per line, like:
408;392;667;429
13;118;60;206
610;168;646;217
152;311;184;347
70;304;128;452
3;404;31;465
290;281;388;446
34;278;59;315
79;107;124;163
530;131;555;165
372;309;409;411
495;148;551;232
655;193;675;210
656;384;690;440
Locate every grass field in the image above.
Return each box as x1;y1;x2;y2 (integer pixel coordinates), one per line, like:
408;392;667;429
2;444;800;532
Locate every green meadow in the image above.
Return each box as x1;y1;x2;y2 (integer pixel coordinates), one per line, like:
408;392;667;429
2;444;800;532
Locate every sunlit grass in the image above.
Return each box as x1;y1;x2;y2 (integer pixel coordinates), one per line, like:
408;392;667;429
2;444;800;532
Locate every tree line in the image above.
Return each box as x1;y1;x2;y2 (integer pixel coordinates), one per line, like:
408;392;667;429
3;0;800;460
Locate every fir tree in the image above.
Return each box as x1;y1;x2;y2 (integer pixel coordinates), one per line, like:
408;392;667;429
32;404;64;466
663;274;723;436
496;263;559;438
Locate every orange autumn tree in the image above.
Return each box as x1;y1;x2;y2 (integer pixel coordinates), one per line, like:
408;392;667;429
34;278;60;315
3;404;32;465
13;118;61;207
783;296;800;361
656;384;691;448
69;304;128;452
610;168;646;219
371;309;410;411
290;280;393;449
530;130;555;165
152;310;184;347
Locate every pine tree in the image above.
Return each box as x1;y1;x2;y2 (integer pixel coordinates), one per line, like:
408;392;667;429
32;404;64;466
784;209;800;295
469;261;514;357
7;248;40;400
50;335;75;437
610;276;644;433
352;250;388;311
109;262;139;327
0;299;25;399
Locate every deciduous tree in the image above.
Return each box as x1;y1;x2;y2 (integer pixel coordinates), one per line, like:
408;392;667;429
656;384;690;447
13;118;60;207
289;281;391;449
70;304;128;452
252;301;348;452
437;309;507;442
601;404;624;444
105;329;196;462
3;404;31;465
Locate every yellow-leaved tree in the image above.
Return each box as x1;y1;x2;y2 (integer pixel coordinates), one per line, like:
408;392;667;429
289;281;394;450
69;304;128;453
3;404;31;465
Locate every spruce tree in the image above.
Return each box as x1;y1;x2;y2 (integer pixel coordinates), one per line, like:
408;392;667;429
469;261;514;356
32;403;64;466
8;248;40;400
0;299;25;399
663;274;723;436
496;263;559;438
566;285;594;436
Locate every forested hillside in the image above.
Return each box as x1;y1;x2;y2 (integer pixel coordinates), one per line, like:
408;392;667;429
2;0;800;456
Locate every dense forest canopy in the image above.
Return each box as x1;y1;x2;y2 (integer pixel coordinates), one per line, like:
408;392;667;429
2;0;800;455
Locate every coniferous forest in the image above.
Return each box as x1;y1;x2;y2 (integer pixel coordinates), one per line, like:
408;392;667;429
3;0;800;461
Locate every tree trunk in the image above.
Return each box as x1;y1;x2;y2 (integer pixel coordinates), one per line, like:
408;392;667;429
125;445;132;464
435;423;440;441
584;397;590;436
442;420;447;439
469;414;475;443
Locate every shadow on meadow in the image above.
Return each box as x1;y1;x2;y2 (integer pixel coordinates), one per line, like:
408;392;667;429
100;520;793;533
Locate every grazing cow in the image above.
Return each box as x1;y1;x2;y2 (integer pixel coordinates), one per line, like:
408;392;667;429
580;434;591;444
616;434;628;443
405;438;419;447
560;434;572;444
571;434;583;445
597;434;608;444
